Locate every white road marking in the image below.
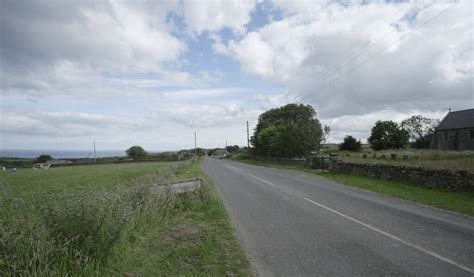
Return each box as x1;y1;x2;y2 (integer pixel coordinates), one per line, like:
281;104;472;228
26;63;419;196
246;173;276;187
224;164;243;173
303;197;474;274
222;161;474;274
224;163;276;187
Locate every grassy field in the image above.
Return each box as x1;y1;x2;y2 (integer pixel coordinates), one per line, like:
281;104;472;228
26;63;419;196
232;159;474;216
0;160;251;276
320;146;474;173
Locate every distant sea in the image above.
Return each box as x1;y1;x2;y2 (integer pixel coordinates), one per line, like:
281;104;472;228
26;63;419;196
0;150;126;159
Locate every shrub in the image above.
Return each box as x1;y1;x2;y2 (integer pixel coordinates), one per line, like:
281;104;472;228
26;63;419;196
35;154;52;163
339;135;362;151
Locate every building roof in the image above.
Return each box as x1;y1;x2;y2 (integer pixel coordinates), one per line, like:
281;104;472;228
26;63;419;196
436;108;474;130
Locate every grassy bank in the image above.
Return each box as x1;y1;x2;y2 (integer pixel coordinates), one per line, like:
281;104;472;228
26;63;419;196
0;160;251;275
232;159;474;216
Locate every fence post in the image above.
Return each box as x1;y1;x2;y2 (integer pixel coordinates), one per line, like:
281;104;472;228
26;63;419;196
329;153;339;171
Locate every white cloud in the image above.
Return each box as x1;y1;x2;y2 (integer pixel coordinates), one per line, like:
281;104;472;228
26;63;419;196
182;0;256;34
220;0;473;141
228;32;275;76
0;0;186;97
1;0;472;150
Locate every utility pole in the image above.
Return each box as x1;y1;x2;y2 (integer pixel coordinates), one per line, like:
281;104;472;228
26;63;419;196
93;141;97;163
246;121;250;148
225;139;227;149
194;132;197;158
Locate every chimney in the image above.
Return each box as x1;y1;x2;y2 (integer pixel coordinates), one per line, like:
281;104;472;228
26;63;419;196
449;108;451;113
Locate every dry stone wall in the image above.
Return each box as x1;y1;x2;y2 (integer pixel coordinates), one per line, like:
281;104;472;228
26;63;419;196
330;160;473;190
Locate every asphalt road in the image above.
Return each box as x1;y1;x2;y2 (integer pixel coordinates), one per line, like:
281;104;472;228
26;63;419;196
203;157;474;276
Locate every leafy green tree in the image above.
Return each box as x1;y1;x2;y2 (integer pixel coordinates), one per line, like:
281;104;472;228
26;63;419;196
252;104;324;158
339;135;362;151
321;125;331;144
196;148;205;156
125;146;147;159
400;115;439;148
226;145;240;153
368;120;409;150
35;154;52;163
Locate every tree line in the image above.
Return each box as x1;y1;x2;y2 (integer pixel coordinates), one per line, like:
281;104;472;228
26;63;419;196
341;115;439;152
250;103;440;158
121;105;441;160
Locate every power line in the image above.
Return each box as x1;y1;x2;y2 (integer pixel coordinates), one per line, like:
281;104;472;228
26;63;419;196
297;1;435;96
296;1;458;102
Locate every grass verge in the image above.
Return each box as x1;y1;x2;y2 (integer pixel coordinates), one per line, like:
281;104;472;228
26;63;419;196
232;159;474;216
0;159;251;276
109;159;252;276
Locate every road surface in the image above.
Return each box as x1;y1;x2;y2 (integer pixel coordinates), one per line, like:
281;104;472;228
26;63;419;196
203;157;474;276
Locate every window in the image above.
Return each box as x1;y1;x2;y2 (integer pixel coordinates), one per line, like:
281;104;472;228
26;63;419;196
470;130;474;140
444;131;448;140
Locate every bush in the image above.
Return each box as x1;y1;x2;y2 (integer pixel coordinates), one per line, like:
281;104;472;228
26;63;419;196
232;152;252;160
339;135;362;151
35;154;52;163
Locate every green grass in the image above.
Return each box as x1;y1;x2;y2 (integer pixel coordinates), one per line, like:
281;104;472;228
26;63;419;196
110;159;251;276
322;172;474;215
325;148;474;173
232;159;474;216
0;159;251;276
1;161;170;196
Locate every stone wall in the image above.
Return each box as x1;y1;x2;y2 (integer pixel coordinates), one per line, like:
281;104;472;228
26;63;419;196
252;156;307;167
249;155;474;190
431;128;474;151
330;160;474;190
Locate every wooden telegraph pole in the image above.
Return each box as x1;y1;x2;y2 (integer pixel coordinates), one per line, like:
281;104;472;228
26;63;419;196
246;121;250;148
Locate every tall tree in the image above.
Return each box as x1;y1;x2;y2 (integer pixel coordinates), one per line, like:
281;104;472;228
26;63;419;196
400;115;439;148
126;146;147;159
368;120;409;150
252;104;324;158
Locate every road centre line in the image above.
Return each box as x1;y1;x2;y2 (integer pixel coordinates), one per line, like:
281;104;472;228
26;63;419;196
225;163;276;187
229;163;474;274
246;172;276;187
303;197;474;274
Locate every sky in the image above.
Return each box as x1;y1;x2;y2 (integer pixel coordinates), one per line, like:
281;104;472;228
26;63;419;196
0;0;472;151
